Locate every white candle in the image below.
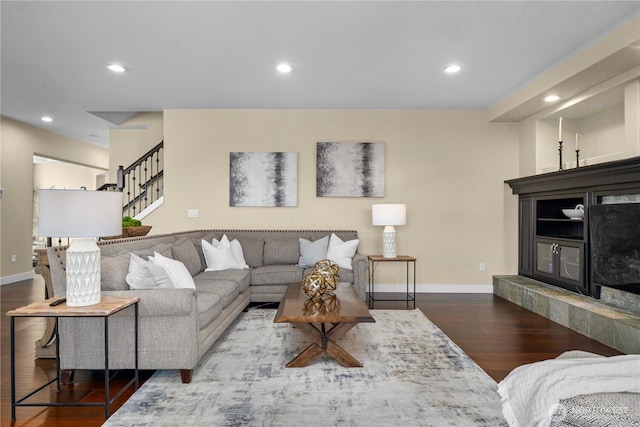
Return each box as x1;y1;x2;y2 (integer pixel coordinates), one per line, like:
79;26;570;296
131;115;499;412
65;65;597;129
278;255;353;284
558;117;563;141
575;133;580;150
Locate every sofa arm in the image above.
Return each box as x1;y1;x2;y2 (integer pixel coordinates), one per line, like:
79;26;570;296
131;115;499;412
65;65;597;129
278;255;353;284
103;289;196;317
351;252;369;301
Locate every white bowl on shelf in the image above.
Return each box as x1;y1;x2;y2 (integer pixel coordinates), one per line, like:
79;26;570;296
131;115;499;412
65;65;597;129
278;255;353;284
562;204;584;220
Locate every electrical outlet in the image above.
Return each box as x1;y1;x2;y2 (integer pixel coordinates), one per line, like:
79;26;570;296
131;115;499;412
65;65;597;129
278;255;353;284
479;262;485;272
11;255;17;263
188;209;200;218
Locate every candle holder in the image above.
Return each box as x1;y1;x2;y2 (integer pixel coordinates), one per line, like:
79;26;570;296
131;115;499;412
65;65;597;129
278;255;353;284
575;149;580;168
558;140;563;171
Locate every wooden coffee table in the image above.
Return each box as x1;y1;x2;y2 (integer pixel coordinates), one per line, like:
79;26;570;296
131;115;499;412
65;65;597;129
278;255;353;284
274;282;375;368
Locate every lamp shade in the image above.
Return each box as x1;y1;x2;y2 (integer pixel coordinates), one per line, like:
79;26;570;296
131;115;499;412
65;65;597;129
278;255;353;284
372;203;406;226
38;189;123;238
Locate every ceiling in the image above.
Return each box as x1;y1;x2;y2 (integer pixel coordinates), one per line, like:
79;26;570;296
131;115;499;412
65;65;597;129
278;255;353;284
2;1;639;148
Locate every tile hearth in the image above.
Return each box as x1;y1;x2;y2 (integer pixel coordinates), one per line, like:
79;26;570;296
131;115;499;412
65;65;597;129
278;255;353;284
493;275;640;354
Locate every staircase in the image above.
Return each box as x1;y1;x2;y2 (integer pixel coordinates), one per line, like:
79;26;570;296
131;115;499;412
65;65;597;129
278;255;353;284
98;141;164;219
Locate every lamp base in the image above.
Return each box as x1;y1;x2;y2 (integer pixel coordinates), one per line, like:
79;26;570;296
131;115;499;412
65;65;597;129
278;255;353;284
382;226;397;258
65;238;102;307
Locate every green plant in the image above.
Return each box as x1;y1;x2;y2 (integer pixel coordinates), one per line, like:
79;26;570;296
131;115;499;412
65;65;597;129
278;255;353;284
122;216;142;227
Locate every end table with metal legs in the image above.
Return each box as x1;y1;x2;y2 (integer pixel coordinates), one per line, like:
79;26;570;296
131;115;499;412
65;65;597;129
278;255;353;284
368;255;416;309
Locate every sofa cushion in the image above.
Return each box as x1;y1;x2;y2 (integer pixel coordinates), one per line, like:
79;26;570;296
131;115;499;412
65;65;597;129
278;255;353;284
297;235;329;268
194;270;251;293
135;242;174;259
126;253;173;290
191;238;208;272
193;279;239;308
251;265;304;286
101;252;131;291
263;238;300;265
171;239;203;276
231;236;264;267
196;292;222;331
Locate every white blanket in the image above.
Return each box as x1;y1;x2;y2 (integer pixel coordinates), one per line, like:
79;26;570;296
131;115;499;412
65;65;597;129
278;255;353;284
497;354;640;427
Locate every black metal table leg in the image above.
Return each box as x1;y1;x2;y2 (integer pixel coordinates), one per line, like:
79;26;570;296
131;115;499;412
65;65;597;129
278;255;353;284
11;316;16;421
104;315;110;419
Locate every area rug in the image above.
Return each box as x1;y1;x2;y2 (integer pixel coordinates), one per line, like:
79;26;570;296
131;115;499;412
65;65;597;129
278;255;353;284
104;309;506;426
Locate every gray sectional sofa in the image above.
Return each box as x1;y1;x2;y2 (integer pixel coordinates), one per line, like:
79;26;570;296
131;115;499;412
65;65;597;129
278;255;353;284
47;229;367;383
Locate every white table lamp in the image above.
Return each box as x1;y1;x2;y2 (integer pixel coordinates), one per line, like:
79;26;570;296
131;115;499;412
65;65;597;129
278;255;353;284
372;203;406;258
38;189;123;306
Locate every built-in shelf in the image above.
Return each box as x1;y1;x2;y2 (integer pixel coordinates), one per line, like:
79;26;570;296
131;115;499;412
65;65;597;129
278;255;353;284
506;156;640;297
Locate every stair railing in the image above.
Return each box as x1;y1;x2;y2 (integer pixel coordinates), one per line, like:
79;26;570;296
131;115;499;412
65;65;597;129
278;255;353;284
117;141;164;217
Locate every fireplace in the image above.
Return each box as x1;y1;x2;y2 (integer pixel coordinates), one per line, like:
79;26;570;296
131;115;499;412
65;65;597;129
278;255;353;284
506;156;640;299
590;202;640;298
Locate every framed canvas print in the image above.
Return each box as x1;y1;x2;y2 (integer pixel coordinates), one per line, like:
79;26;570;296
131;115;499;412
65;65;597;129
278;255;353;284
316;142;384;197
230;152;298;207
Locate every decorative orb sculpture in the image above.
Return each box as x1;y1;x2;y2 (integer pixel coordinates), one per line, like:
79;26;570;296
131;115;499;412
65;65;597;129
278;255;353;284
303;297;324;316
302;294;341;316
312;259;340;292
322;293;340;314
313;259;340;276
302;271;327;299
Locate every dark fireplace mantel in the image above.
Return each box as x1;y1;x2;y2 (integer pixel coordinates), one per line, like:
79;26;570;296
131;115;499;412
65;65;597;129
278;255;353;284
506;156;640;196
506;156;640;298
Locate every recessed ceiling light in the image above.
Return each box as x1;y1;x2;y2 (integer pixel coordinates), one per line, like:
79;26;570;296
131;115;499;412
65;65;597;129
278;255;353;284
107;64;127;73
544;95;561;102
276;63;292;73
444;64;462;74
41;116;53;122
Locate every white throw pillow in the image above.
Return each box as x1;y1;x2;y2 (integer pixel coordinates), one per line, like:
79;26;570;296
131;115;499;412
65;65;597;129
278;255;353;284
326;233;359;270
230;239;250;269
150;251;196;290
202;238;243;271
210;235;248;269
298;235;329;268
126;253;173;290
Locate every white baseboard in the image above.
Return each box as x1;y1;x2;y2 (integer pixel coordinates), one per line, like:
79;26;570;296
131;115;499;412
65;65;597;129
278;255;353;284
1;271;35;285
371;283;493;293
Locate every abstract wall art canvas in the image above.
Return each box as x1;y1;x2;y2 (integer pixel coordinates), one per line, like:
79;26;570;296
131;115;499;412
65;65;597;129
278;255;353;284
230;152;298;207
316;142;385;197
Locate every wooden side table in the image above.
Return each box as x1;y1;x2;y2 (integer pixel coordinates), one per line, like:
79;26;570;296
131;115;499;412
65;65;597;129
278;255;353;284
7;295;140;421
368;255;416;309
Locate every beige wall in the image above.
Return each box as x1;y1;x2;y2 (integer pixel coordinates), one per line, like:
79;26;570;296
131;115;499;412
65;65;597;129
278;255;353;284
33;161;104;191
579;105;626;161
141;109;520;288
0;117;109;282
518;79;639;175
109;112;164;182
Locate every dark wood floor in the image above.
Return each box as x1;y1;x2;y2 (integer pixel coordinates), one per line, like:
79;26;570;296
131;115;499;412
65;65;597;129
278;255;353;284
2;278;621;427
